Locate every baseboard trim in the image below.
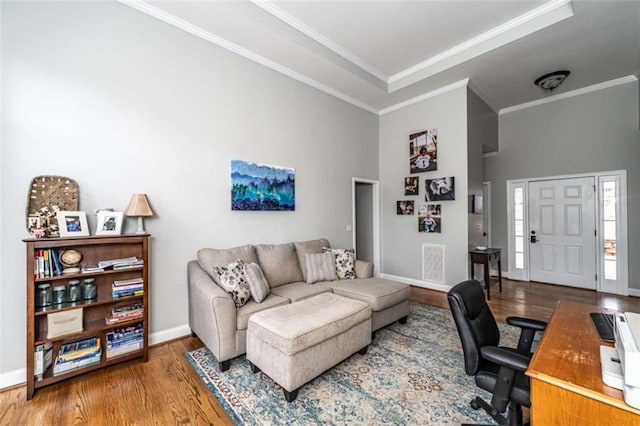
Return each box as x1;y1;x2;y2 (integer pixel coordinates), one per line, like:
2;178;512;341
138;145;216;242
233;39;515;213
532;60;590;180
0;325;192;392
629;288;640;297
380;273;452;292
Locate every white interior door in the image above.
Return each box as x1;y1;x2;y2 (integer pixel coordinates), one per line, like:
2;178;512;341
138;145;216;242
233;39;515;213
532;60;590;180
528;177;596;289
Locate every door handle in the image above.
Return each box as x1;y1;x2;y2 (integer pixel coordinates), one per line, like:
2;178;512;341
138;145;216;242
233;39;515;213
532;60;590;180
530;235;537;243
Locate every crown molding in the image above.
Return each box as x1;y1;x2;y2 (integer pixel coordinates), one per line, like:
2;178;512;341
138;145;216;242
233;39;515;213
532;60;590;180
388;0;574;92
499;75;638;115
467;80;499;114
118;0;379;115
249;0;389;84
379;79;469;115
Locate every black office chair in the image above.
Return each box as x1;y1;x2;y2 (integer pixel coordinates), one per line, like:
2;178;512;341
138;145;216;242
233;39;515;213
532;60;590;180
447;280;547;426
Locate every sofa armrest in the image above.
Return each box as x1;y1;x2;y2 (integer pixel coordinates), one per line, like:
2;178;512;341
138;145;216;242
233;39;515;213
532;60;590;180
355;260;373;278
187;260;238;362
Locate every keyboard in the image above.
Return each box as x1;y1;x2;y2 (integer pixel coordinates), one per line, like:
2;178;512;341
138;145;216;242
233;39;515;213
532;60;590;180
590;312;615;343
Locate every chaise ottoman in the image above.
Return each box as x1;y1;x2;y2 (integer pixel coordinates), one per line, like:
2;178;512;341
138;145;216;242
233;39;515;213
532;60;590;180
246;292;371;401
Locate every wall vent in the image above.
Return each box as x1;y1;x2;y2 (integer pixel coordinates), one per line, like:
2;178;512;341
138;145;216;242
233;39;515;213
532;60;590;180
422;243;445;284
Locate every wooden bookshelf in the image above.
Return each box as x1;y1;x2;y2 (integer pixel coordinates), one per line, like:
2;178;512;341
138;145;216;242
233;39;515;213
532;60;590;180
24;234;150;400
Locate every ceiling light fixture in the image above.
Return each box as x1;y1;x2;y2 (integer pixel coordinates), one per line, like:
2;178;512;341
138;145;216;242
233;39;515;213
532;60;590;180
534;70;570;91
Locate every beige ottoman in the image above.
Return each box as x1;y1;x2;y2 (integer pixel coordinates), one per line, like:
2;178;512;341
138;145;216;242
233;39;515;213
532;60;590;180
246;293;372;402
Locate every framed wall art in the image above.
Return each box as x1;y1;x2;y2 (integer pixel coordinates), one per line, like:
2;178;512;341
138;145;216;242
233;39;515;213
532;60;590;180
56;211;90;237
425;177;455;201
419;204;441;233
396;200;415;215
409;128;437;173
95;211;124;236
404;176;419;196
231;160;295;211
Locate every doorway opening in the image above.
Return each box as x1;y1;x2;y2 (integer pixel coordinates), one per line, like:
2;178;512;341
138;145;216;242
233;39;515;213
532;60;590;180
352;178;380;276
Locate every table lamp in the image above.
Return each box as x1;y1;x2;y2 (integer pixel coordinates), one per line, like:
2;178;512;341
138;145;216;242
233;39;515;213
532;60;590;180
124;193;155;234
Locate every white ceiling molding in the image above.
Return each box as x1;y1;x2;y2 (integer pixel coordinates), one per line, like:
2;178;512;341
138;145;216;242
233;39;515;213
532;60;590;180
499;75;638;115
118;0;379;115
249;0;389;84
379;79;469;115
387;0;574;93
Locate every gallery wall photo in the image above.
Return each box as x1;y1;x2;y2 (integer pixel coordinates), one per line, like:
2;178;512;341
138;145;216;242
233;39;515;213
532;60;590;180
418;204;441;233
397;200;415;215
404;176;419;196
230;160;295;211
425;177;455;202
409;128;437;174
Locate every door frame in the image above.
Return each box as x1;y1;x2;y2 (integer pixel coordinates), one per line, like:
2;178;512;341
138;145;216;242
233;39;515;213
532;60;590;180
352;178;381;276
506;170;628;295
483;181;492;248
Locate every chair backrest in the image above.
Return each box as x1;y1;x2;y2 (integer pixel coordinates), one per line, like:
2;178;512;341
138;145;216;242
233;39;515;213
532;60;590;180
447;280;500;376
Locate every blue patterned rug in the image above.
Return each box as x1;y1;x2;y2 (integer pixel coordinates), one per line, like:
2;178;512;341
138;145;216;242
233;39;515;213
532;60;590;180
185;301;520;425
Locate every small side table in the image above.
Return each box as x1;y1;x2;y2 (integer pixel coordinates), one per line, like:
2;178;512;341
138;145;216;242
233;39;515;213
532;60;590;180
469;248;502;300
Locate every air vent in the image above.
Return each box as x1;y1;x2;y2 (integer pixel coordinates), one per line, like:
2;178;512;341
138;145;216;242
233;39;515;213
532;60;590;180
422;243;445;283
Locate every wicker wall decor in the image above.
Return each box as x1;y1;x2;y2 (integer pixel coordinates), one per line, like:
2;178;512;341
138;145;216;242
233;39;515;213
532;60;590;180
26;176;79;237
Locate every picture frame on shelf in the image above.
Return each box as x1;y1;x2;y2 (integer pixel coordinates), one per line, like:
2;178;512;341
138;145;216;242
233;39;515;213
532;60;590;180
95;211;124;236
56;211;90;237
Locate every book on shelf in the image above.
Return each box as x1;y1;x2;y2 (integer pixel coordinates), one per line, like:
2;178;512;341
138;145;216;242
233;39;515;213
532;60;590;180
113;277;144;287
34;342;53;380
81;264;104;273
53;351;101;376
105;303;143;325
98;257;144;270
106;340;143;359
51;250;63;276
34;249;65;279
58;337;101;361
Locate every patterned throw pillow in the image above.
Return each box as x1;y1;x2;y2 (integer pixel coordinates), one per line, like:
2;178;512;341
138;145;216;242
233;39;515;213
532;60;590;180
305;252;338;284
244;263;270;303
323;247;356;280
213;259;251;307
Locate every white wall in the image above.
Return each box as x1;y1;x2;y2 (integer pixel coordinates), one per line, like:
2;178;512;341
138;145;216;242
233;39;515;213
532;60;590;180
0;1;378;378
467;88;497;249
379;87;469;287
486;81;640;288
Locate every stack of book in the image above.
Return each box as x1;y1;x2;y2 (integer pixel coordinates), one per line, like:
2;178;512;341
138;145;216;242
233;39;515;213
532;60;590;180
105;303;143;325
34;249;63;278
112;277;144;298
98;257;144;270
106;324;144;359
53;337;101;376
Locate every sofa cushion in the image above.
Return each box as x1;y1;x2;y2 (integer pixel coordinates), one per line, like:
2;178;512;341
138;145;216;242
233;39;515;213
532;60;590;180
323;248;356;280
248;293;371;355
319;278;411;312
213;260;252;307
197;244;258;284
244;263;270;303
255;243;303;287
293;238;330;281
237;294;289;330
305;252;337;284
270;282;332;303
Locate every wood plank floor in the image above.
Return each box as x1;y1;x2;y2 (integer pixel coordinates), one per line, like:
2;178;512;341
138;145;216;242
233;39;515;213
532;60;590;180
2;279;639;425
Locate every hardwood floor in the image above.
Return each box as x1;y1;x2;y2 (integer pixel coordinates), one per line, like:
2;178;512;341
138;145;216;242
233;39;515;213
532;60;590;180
1;279;638;425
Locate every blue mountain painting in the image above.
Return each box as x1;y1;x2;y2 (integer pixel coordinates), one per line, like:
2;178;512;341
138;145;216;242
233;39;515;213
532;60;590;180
231;160;295;211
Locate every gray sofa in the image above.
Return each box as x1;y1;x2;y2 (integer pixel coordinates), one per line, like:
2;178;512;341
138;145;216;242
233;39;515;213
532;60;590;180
187;238;410;371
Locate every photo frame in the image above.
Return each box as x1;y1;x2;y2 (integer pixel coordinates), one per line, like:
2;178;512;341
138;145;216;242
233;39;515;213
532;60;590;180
95;211;124;236
425;177;455;201
404;176;419;196
409;128;437;174
56;211;90;237
396;200;415;215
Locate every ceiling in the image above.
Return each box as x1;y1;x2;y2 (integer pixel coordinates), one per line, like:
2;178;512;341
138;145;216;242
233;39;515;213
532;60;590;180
125;0;640;114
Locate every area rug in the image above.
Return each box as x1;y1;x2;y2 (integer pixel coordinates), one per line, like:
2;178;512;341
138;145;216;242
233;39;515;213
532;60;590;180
185;301;521;425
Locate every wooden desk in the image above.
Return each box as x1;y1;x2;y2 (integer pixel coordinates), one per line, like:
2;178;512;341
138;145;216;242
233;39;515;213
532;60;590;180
526;301;640;425
468;248;502;300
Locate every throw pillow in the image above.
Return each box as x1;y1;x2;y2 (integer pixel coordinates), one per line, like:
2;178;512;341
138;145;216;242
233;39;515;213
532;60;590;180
244;263;270;303
323;247;356;280
213;259;251;307
305;252;338;284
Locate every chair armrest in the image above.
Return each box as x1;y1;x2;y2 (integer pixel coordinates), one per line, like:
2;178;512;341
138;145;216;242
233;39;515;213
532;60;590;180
481;346;530;372
355;259;373;278
506;316;547;332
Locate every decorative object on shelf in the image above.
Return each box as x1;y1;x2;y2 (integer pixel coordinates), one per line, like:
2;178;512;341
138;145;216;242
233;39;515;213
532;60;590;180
59;249;82;275
409;129;437;174
534;70;570;91
95;211;124;236
396;200;414;215
56;211;90;237
124;194;155;234
419;204;441;233
404;176;419;196
425;177;455;201
26;175;79;238
231;160;295;211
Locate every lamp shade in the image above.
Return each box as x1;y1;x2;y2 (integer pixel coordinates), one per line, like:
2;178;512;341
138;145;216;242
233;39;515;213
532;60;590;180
124;194;155;217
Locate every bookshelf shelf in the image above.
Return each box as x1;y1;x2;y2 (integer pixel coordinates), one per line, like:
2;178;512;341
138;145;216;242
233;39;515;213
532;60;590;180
25;235;150;400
